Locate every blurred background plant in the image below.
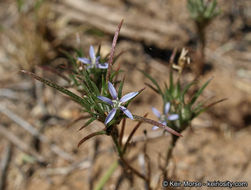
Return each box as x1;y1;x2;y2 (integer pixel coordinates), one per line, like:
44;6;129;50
141;47;226;179
187;0;220;75
5;0;54;71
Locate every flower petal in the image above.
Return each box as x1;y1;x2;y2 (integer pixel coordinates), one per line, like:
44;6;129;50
96;56;100;63
167;114;179;121
105;108;117;125
164;102;170;115
78;57;91;64
89;45;96;61
120;92;139;103
97;63;109;69
152;126;159;130
97;96;113;105
108;81;117;99
120;106;133;120
152;107;161;118
86;65;93;70
160;121;167;126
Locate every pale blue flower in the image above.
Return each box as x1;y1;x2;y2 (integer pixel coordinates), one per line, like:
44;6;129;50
152;102;179;130
98;82;138;125
78;45;108;69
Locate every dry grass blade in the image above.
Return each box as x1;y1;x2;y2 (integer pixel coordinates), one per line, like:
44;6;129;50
144;83;159;94
20;70;86;107
42;159;91;176
0;125;46;164
0;105;74;162
205;98;228;109
106;19;124;82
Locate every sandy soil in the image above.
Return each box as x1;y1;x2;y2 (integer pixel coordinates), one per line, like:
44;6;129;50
0;0;250;189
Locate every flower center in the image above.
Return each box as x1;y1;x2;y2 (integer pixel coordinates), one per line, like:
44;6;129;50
160;114;166;122
91;57;96;67
112;99;122;108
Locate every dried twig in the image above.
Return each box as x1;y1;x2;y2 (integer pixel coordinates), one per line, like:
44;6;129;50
0;105;74;162
0;125;46;164
52;0;188;48
0;143;12;190
41;159;91;176
42;145;115;177
0;88;18;100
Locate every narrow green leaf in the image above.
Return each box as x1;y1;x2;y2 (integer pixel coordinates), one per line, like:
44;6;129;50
21;70;88;108
144;82;159;94
59;49;77;66
172;80;181;99
78;117;96;131
110;70;123;81
90;80;100;95
118;77;125;99
181;80;197;103
194;98;227;117
97;44;101;57
206;0;217;18
164;82;172;102
190;78;212;105
74;47;84;58
139;69;163;96
169;69;174;92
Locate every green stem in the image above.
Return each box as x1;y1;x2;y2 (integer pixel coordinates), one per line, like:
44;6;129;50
94;160;119;190
112;135;123;157
164;135;179;179
110;124;150;187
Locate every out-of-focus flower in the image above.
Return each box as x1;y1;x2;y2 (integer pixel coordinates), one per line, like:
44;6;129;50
173;48;190;74
152;102;179;130
78;45;108;69
98;82;138;124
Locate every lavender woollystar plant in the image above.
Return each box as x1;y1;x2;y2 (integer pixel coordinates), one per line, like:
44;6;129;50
152;102;179;130
98;82;139;125
78;45;108;69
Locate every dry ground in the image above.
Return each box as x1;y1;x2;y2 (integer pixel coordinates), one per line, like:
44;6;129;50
0;0;250;189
